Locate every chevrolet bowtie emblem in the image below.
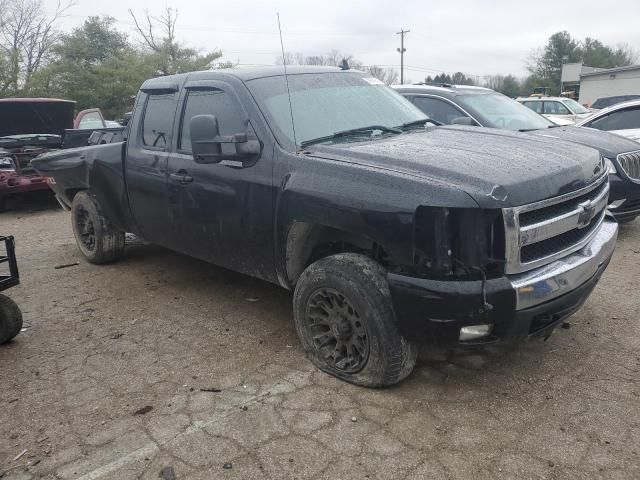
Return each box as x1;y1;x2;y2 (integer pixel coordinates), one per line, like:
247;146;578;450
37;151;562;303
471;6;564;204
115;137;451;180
577;200;596;228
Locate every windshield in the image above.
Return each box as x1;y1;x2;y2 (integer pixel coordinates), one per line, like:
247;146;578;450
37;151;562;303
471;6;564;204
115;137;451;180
562;98;590;114
459;93;553;131
247;72;427;150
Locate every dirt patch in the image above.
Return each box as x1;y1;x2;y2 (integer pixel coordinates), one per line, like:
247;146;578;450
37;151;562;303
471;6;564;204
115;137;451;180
1;196;639;479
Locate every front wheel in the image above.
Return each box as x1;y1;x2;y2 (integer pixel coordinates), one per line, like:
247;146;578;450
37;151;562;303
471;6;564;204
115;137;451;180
71;192;125;264
0;294;22;344
293;253;417;387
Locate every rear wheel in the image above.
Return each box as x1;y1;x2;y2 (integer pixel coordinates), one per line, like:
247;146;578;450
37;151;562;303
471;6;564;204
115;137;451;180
293;253;417;387
0;294;22;344
71;192;125;264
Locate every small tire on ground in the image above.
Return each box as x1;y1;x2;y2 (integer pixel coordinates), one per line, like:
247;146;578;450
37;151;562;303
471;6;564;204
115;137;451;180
71;191;125;264
0;293;22;344
293;253;417;387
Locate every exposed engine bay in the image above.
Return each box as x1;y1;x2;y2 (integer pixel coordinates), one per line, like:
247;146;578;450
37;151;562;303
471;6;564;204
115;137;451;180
0;144;54;173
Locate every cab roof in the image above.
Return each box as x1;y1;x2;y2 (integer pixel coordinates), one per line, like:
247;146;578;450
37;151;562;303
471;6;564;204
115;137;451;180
140;65;351;91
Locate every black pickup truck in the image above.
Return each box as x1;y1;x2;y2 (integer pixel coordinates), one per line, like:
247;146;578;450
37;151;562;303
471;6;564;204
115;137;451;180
33;67;618;386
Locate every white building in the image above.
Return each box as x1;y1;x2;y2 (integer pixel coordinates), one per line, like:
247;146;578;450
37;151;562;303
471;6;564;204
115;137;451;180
560;62;604;96
578;65;640;106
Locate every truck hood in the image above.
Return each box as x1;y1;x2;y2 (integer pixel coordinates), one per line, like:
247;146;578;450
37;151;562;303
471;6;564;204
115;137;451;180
306;126;604;208
0;99;75;138
529;125;640;158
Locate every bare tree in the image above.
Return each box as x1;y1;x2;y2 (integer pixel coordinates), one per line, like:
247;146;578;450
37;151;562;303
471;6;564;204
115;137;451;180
128;7;221;75
129;7;176;56
275;50;364;70
0;0;71;94
275;51;304;66
367;65;399;85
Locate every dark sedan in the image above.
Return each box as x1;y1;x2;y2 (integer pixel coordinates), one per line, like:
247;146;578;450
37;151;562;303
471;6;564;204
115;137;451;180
394;84;640;223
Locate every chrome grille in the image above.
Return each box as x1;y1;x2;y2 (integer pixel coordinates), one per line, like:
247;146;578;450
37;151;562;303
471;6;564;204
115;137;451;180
503;171;609;274
617;150;640;181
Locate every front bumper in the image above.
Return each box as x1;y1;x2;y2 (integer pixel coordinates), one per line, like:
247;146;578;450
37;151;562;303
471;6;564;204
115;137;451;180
388;217;618;347
608;173;640;221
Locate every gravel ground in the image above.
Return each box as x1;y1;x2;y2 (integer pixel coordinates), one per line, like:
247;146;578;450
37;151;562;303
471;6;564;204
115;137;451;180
0;194;639;480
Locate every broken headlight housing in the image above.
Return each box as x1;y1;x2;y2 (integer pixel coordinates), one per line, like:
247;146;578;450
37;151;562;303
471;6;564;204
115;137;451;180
413;206;505;279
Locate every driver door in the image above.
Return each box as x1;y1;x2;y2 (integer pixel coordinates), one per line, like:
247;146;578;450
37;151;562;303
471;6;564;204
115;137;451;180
167;81;275;280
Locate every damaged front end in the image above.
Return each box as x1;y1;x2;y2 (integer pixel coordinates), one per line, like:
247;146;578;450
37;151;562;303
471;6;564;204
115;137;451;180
389;206;513;346
388;182;617;348
0;142;57;200
0;98;74;206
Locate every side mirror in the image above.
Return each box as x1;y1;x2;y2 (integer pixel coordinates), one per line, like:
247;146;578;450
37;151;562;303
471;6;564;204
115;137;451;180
190;114;222;163
451;116;477;126
190;114;261;164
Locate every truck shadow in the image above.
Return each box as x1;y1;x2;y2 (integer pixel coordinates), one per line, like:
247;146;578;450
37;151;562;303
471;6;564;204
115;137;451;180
117;240;567;389
1;191;59;214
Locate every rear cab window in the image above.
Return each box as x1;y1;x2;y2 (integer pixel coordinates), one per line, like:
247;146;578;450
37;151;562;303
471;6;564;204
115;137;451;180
142;93;178;150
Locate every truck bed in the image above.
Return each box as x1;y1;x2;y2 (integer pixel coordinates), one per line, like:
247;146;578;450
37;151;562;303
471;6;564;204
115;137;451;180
31;141;133;232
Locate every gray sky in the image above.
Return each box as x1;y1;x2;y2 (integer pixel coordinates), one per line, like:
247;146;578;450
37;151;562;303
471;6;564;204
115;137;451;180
49;0;640;82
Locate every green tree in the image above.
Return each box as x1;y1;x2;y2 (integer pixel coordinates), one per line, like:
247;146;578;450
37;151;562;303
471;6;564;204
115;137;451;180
526;31;638;95
27;12;223;119
582;38;635;68
26;17;149;118
528;31;581;92
501;74;522;98
451;72;476;85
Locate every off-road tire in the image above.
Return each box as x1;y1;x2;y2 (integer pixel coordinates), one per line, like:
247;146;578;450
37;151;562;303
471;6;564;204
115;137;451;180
0;293;22;344
293;253;417;387
71;191;125;264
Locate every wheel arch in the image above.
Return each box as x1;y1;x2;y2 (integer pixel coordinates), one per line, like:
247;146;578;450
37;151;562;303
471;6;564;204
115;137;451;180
284;221;391;287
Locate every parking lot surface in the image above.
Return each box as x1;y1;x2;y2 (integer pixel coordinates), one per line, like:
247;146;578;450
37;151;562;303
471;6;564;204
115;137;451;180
1;195;639;480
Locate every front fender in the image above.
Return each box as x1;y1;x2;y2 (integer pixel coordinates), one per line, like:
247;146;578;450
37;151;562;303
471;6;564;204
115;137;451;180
273;154;478;286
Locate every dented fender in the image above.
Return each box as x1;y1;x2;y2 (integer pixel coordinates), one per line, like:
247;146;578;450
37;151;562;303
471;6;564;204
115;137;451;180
32;142;138;234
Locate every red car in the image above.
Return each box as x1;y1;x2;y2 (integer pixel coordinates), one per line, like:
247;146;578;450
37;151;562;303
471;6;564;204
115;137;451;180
0;99;108;211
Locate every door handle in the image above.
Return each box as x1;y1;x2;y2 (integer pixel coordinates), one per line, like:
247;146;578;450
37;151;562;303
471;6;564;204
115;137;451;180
169;172;194;184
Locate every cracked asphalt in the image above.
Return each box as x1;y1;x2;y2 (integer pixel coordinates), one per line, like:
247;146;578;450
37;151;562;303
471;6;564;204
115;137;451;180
1;194;639;480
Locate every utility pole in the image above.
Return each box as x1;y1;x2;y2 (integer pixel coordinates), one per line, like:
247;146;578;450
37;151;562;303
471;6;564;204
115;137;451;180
397;29;409;84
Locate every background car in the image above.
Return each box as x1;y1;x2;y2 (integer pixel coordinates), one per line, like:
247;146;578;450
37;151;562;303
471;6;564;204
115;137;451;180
591;95;640;110
576;99;640;142
517;96;595;124
394;84;640;223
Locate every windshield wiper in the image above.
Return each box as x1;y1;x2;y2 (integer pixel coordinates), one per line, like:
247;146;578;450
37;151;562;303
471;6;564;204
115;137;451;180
518;124;563;132
396;118;441;130
300;125;402;149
